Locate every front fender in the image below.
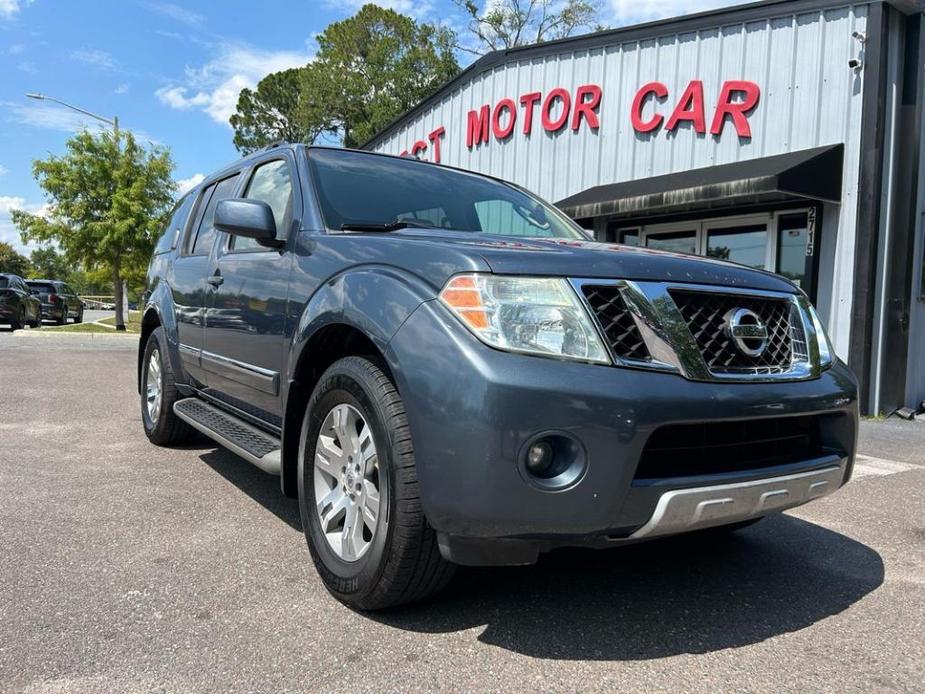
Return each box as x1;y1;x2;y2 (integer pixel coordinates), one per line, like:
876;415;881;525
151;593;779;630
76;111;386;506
140;281;184;389
286;265;437;383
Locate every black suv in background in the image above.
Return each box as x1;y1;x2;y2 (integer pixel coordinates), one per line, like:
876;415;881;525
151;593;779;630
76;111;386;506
0;273;41;330
26;279;83;325
140;145;858;609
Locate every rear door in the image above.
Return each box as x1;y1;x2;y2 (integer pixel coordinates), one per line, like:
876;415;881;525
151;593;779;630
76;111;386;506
201;154;298;419
169;173;241;385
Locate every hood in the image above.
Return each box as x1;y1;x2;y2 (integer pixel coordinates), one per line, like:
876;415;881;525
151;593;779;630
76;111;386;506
390;230;798;293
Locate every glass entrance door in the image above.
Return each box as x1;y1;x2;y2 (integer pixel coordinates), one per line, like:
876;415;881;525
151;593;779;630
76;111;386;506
613;209;816;297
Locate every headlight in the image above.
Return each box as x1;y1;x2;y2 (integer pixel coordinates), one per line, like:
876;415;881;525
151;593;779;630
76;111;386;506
806;303;834;369
439;273;610;364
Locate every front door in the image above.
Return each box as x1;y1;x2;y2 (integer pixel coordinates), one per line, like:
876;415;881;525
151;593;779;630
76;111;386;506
170;173;241;385
201;155;298;419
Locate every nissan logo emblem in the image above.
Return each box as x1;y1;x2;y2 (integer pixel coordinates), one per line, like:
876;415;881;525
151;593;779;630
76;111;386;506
724;308;769;357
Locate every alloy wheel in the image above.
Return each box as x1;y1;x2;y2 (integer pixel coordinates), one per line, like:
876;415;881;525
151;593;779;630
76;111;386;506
146;349;162;422
312;403;381;562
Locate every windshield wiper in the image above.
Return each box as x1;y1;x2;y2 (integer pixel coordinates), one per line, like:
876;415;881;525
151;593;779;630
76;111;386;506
340;218;437;232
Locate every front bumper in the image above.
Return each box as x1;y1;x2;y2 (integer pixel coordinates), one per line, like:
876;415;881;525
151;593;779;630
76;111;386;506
386;300;858;565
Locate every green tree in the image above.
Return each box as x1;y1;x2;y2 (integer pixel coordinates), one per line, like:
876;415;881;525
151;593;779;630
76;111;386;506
0;241;30;277
28;246;70;280
311;5;459;147
454;0;604;54
12;129;175;330
230;67;333;154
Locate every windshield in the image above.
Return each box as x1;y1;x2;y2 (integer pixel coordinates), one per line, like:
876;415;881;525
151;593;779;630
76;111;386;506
308;148;586;240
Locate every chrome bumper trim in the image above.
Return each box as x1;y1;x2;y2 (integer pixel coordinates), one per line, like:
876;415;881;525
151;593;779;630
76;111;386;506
629;460;847;539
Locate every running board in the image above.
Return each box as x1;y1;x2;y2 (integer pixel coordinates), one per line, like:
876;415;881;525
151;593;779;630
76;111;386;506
173;398;281;475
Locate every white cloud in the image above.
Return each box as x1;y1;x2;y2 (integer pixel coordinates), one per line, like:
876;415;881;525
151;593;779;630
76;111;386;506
0;0;32;21
8;43;24;54
4;101;105;133
114;83;130;95
156;43;311;125
71;48;118;71
607;0;740;26
144;2;204;26
0;195;25;215
0;165;8;176
0;196;46;254
176;173;205;195
3;101;161;145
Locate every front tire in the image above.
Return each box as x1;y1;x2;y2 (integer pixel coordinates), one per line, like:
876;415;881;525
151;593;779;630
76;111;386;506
141;327;193;445
57;307;66;325
298;356;454;610
74;307;83;324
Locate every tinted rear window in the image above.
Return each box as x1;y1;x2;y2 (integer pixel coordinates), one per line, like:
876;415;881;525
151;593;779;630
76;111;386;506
27;282;56;294
0;277;9;288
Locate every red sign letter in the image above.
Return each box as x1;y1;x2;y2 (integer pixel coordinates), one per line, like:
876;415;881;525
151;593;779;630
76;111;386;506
466;105;491;148
542;88;571;132
631;82;668;133
665;80;706;133
710;80;760;137
571;84;602;131
520;92;541;135
410;140;427;158
492;98;517;139
427;126;445;163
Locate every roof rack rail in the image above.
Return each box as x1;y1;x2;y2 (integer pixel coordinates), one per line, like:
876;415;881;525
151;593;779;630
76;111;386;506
263;140;288;151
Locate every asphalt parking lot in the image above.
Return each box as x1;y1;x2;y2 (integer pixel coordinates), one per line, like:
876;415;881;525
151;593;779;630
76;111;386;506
1;333;923;693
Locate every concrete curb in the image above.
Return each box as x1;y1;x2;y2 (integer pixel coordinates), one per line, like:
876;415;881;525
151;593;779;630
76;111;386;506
12;329;138;339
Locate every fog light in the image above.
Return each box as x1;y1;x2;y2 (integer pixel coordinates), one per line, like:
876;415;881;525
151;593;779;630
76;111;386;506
526;441;554;475
519;433;588;490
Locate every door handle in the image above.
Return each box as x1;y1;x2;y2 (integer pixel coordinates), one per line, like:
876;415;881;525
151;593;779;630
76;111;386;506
206;271;224;288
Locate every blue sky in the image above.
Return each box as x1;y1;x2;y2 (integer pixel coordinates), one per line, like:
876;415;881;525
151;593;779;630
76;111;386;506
0;0;734;253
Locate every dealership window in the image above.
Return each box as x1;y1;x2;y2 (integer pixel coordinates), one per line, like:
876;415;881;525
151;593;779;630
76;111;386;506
612;209;815;291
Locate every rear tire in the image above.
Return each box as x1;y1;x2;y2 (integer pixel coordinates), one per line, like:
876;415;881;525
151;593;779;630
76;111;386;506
141;326;193;446
74;308;83;324
11;307;24;331
57;307;66;325
298;356;454;610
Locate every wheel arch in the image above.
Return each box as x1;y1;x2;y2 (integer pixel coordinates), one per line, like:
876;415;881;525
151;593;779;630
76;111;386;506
138;284;182;394
279;267;433;498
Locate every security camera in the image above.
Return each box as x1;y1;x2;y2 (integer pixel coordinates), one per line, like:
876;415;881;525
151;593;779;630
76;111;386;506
848;57;863;70
852;30;866;43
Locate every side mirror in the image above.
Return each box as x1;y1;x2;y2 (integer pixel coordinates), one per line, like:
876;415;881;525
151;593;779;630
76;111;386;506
214;199;282;248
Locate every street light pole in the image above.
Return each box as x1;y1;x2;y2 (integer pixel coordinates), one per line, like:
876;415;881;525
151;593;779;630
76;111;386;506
24;92;127;330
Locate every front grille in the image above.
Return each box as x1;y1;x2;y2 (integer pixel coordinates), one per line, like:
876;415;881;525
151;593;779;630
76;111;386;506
669;290;797;375
581;285;650;361
635;415;830;481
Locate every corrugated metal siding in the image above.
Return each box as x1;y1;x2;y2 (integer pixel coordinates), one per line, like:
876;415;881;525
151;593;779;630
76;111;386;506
372;4;871;359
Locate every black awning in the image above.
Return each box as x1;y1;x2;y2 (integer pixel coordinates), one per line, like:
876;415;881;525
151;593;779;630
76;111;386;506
556;144;844;220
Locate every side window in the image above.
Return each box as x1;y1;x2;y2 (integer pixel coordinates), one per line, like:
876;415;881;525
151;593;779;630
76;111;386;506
190;175;239;256
232;160;293;251
155;194;193;255
474;199;556;237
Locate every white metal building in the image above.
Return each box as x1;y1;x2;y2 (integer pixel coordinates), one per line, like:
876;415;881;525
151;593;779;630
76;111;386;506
364;0;925;416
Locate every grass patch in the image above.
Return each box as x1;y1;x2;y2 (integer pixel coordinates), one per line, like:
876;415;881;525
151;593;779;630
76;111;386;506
97;310;142;332
40;322;129;334
42;310;142;334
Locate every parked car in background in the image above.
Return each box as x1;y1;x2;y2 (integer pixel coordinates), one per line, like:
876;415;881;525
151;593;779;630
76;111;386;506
139;145;858;610
26;279;84;325
0;273;41;330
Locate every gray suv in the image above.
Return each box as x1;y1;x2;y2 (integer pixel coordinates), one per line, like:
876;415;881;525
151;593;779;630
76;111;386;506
140;145;858;609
